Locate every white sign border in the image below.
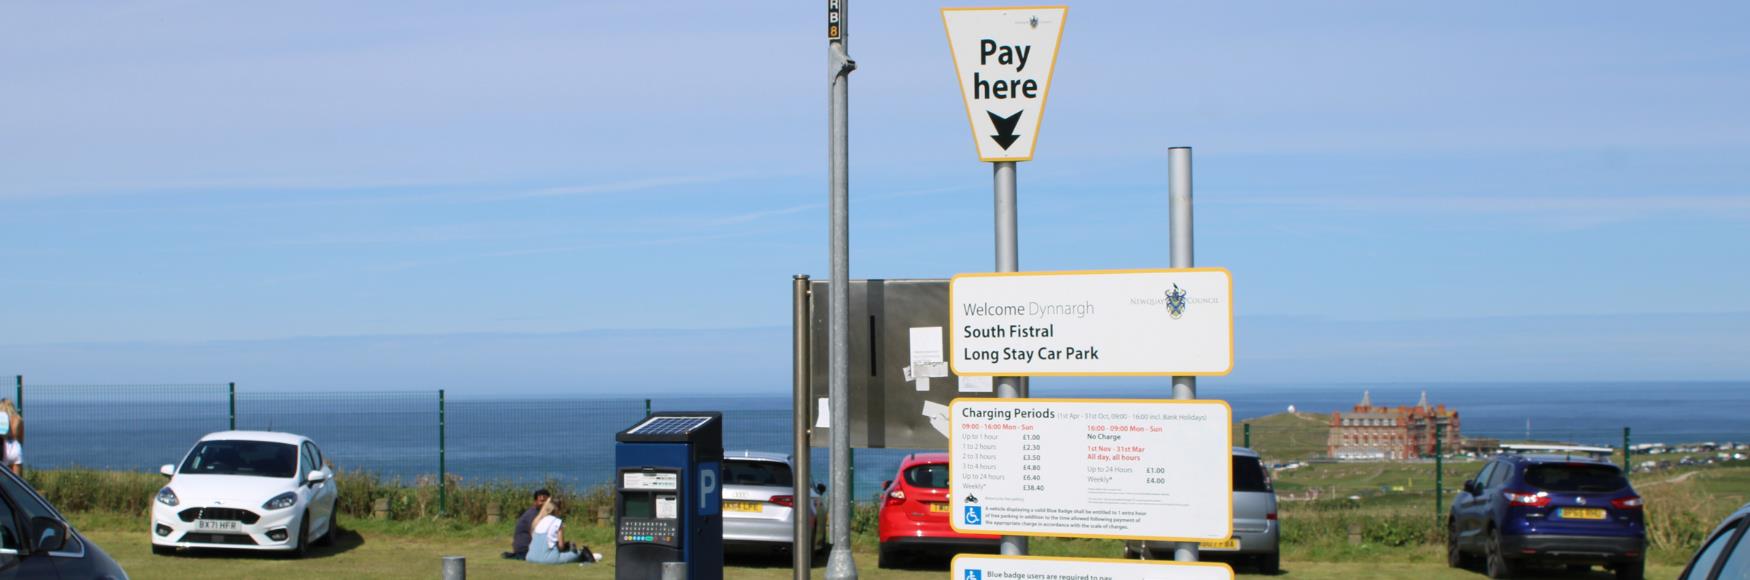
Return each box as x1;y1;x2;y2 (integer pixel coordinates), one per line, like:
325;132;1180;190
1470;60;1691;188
948;267;1236;377
953;554;1236;580
941;5;1069;163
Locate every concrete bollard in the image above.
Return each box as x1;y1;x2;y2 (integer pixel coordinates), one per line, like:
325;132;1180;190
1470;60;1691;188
486;502;501;525
596;506;613;526
661;562;687;580
373;498;391;520
442;556;465;580
1348;523;1362;545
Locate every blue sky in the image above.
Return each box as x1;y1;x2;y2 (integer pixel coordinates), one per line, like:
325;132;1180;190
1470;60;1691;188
3;2;1747;393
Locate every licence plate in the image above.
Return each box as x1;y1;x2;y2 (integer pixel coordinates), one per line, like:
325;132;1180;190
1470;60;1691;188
196;519;240;531
1199;538;1240;551
1560;507;1606;520
929;503;950;513
724;501;764;513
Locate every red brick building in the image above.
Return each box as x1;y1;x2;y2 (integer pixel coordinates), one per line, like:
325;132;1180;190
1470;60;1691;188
1327;391;1461;460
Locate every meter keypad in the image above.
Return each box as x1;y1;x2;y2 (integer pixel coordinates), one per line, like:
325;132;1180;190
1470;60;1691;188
618;519;678;546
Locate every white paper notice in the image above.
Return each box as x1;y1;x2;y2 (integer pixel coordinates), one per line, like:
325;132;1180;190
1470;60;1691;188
903;365;916;382
916;376;931;391
655;495;678;520
909;326;944;364
815;398;831;428
958;375;994;393
921;400;951;437
917;361;949;378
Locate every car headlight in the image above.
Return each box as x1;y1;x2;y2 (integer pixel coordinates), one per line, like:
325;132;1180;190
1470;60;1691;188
262;492;298;511
156;487;179;507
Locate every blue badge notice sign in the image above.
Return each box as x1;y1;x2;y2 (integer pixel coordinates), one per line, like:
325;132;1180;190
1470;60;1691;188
952;554;1233;580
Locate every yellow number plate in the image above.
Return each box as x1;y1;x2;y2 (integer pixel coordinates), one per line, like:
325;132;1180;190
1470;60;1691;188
929;503;950;513
1561;507;1606;520
725;501;764;513
1199;538;1240;551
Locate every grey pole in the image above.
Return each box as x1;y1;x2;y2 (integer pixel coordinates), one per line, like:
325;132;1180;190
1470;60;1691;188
826;2;858;578
993;161;1029;556
1168;146;1199;563
441;556;465;580
792;275;814;578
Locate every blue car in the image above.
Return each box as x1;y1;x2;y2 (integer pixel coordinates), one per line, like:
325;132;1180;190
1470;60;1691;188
1447;454;1645;579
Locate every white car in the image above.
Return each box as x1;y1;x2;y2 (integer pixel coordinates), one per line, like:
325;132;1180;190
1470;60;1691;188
150;431;339;557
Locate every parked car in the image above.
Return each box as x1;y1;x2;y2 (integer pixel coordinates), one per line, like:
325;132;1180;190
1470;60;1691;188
0;465;129;578
876;452;999;568
151;431;339;557
720;450;825;556
1448;454;1645;579
1124;447;1280;573
1677;501;1750;580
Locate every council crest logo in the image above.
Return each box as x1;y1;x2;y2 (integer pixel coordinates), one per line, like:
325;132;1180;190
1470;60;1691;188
1165;284;1188;319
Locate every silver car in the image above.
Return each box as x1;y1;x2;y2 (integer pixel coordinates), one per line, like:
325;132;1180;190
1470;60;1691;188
720;450;825;555
1127;447;1280;573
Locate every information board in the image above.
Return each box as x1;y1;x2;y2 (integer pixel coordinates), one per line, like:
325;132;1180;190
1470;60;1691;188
953;554;1233;580
942;6;1067;162
950;268;1233;376
949;398;1232;541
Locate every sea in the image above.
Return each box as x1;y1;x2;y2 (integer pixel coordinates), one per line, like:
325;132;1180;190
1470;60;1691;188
21;381;1747;501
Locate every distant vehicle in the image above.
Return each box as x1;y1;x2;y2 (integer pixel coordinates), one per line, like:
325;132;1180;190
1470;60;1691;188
1448;454;1645;579
0;464;129;578
876;452;999;568
151;431;339;557
1677;501;1750;580
719;450;825;556
1125;447;1280;574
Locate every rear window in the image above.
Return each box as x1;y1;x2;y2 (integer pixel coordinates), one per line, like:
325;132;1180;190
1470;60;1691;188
1234;456;1271;492
904;464;950;489
723;460;793;487
1523;464;1628;493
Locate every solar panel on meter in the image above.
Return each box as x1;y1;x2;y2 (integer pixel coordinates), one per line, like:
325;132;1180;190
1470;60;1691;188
630;417;714;436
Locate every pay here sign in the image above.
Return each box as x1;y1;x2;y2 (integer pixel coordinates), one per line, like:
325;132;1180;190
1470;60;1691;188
950;268;1234;376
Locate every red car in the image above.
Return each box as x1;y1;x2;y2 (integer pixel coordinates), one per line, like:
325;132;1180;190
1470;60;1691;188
877;452;1000;568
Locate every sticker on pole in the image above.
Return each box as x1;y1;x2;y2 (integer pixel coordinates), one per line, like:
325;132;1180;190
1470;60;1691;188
949;398;1233;541
950;268;1234;376
953;554;1234;580
942;6;1066;162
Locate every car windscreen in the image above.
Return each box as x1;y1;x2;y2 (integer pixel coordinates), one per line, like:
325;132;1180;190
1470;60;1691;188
1234;455;1271;492
724;459;793;487
1523;464;1628;493
179;440;298;478
904;464;950;489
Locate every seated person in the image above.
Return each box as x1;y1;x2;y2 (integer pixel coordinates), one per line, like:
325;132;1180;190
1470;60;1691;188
506;488;550;559
525;499;594;565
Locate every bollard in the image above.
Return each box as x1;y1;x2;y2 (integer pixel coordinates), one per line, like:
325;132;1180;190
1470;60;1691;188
1347;523;1362;545
373;498;391;520
595;506;612;527
661;562;687;580
486;502;501;525
442;556;465;580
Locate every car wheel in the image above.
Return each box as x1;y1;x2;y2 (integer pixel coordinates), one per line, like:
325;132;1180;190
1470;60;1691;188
315;510;336;547
1256;551;1280;575
151;544;175;556
1484;528;1516;579
288;511;310;559
1447;522;1471;569
877;543;898;569
1613;559;1644;580
1122;544;1140;559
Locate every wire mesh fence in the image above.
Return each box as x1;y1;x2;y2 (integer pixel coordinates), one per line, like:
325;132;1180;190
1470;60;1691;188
21;382;232;473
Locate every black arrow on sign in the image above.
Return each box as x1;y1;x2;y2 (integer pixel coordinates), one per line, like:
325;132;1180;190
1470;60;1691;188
986;110;1023;150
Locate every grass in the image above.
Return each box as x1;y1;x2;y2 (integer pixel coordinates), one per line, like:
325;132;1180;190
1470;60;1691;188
1237;412;1334;461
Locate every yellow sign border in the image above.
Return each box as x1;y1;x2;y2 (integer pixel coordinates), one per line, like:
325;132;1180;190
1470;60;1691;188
947;397;1235;542
948;267;1236;377
941;6;1069;163
952;553;1236;578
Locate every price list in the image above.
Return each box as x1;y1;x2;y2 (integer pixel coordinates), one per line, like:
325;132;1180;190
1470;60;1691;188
949;398;1232;541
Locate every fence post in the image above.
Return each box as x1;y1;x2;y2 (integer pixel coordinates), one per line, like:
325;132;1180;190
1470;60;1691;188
14;375;21;413
644;398;652;417
439;389;447;516
1244;423;1251;448
1434;422;1444;524
1622;427;1632;472
228;382;237;430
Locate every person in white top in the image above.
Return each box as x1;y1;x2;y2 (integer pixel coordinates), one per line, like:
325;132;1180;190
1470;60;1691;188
525;499;591;564
0;399;21;475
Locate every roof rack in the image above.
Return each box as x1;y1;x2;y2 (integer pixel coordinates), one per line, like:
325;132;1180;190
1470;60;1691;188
1499;443;1615;458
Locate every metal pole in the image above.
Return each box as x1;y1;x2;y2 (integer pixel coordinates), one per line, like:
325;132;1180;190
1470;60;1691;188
645;398;652;417
792;275;813;578
438;389;447;516
825;2;858;577
228;382;237;430
991;160;1028;556
1435;422;1445;524
1623;427;1632;472
1168;146;1199;563
442;556;466;580
13;375;21;414
1244;423;1251;449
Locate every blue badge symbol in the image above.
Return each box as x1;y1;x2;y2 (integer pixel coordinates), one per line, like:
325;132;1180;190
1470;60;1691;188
964;570;983;580
963;505;983;526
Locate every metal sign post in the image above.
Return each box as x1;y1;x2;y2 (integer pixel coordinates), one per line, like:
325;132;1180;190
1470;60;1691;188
1168;146;1198;563
994;160;1027;557
825;1;857;578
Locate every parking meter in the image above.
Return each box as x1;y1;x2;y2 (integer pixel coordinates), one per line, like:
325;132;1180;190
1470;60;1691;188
614;412;722;580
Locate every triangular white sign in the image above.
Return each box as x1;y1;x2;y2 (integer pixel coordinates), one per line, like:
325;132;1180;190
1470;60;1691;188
942;6;1066;163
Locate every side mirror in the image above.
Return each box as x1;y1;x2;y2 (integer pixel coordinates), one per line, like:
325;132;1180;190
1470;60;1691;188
880;480;892;491
815;483;827;495
29;517;68;553
160;464;175;477
307;470;329;485
1462;479;1478;494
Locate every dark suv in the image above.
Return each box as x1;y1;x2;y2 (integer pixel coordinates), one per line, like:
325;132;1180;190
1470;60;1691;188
1447;454;1644;579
